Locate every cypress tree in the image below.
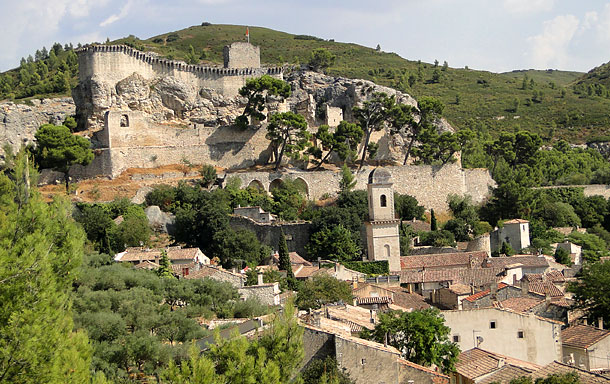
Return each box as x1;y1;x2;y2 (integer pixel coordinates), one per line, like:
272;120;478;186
157;250;174;278
278;231;293;278
430;209;438;231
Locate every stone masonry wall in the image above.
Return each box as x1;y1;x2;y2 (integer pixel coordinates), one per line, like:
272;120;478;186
223;42;261;69
227;164;495;212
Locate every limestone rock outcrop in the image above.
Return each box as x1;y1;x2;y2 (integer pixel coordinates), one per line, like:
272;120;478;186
0;98;75;158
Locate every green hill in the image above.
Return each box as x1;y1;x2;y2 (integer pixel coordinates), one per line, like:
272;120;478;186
3;23;610;143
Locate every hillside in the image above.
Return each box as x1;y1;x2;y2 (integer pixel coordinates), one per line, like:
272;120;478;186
3;23;610;143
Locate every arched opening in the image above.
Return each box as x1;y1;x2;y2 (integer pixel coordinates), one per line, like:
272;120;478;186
269;178;284;193
247;180;265;191
293;177;310;199
384;244;391;258
120;114;129;127
380;194;387;207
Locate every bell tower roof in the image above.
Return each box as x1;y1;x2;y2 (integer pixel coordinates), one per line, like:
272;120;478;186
368;168;392;184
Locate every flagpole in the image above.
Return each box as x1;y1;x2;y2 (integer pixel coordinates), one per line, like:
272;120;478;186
246;26;250;43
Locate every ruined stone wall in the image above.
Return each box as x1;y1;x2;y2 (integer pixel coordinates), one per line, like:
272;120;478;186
228;164;495;212
223;42;260;69
238;283;279;306
229;215;312;258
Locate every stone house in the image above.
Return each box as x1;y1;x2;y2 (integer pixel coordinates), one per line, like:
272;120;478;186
554;241;583;266
461;283;523;310
400;251;488;272
301;325;450;384
490;219;530;253
183;265;246;288
453;347;541;384
442;307;563;366
484;255;550;275
433;283;474;310
233;206;276;223
561;324;610;371
352;282;430;312
115;246;209;266
238;282;281;306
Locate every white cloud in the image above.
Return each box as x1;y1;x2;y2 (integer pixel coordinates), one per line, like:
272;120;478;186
503;0;554;14
595;4;610;41
100;0;140;27
527;14;579;69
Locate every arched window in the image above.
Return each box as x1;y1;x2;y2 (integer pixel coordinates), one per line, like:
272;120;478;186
380;194;387;207
120;114;129;127
384;244;391;258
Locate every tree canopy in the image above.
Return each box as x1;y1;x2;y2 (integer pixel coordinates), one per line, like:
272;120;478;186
266;112;311;170
236;75;291;128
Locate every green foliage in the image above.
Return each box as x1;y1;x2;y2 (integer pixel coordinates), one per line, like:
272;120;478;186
567;232;609;262
308;48;336;72
33;123;94;191
430;209;438;231
554;247;571;266
200;164;217;188
296;274;353;310
278;231;293;278
266;112;311;170
394;193;425;221
0;151;92;383
300;357;354;384
271;179;306;221
310;122;363;168
306;225;361;262
353;92;391;168
443;194;484;241
157;250;174;278
341;260;389;275
236;75;291;128
339;163;357;193
568;260;610;328
361;308;460;373
500;241;515;256
418;230;456;247
162;303;302;384
145;184;178;211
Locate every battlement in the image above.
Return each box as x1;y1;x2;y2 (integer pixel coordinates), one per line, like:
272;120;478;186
76;44;281;78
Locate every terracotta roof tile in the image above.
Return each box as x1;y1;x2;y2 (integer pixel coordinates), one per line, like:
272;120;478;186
478;365;537;384
497;297;543;312
399;267;504;286
449;283;473;295
117;246;204;262
397;358;450;380
456;348;541;380
183;265;245;280
400;251;488;270
562;325;610;349
527;281;564;297
356;296;392;305
485;255;549;269
464;283;510;302
503;219;529;224
293;265;319;278
531;361;610;384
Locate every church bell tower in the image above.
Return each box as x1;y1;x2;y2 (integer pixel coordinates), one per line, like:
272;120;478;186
365;168;401;272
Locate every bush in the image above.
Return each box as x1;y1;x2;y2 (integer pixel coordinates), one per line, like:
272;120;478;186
341;260;389;275
554;247;572;265
200;164;217;188
418;230;456;247
145;185;177;212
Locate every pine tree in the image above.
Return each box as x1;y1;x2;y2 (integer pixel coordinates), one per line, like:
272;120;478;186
339;163;356;193
430;209;438;231
157;250;174;278
0;150;91;383
278;231;293;278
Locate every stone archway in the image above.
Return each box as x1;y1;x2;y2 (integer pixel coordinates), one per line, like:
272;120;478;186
293;177;310;199
269;178;284;192
247;179;265;191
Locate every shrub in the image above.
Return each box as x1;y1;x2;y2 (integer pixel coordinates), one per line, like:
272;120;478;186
341;260;389;275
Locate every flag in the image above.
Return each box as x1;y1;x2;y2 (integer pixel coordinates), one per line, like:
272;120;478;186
246;27;249;37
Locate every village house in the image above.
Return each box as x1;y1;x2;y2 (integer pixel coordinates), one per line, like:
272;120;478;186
561;324;610;372
433;283;474;309
115;246;209;266
233;206;276;223
301;324;450;384
183;264;246;288
490;219;531;253
442;307;563;366
453;347;541;384
352;282;430;312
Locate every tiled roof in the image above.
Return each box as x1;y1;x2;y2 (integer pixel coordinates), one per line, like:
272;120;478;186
322;304;377;331
523;271;565;283
400;251;488;270
356;296;392;305
464;283;509;302
117;246;203;262
397;358;449;380
485;255;549;269
399;267;504;286
385;288;431;310
293;265;319;279
503;219;529;224
402;219;431;232
273;252;312;266
497;297;543;312
531;361;610;384
455;348;541;380
527;281;564;297
478;365;536;384
133;260;159;270
562;325;610;349
449;283;473;295
183;265;244;280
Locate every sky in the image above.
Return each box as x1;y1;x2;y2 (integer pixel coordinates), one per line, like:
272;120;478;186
1;0;610;73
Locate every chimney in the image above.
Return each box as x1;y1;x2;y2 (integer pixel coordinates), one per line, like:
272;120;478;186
599;317;604;329
497;358;505;368
257;271;264;286
154;254;159;264
521;279;529;295
545;292;551;306
513;274;517;286
352;277;358;290
490;283;498;297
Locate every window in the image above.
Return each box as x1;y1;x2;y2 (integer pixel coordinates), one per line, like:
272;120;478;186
384;244;391;257
517;330;524;339
453;335;461;343
380;194;387;207
490;321;497;329
120;114;129;127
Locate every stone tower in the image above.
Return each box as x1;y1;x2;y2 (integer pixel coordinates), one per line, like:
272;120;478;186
365;168;401;272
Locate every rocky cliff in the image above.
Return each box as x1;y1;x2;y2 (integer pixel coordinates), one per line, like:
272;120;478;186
0;98;75;158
